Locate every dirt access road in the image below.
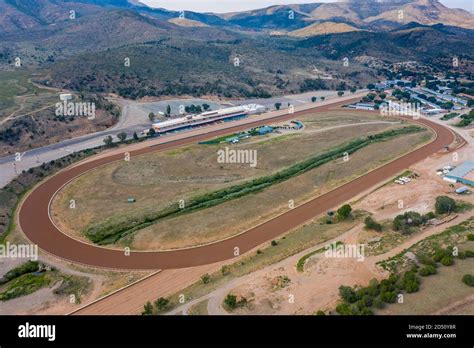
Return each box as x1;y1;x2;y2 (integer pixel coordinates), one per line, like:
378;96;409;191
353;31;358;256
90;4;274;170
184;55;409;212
18;95;460;270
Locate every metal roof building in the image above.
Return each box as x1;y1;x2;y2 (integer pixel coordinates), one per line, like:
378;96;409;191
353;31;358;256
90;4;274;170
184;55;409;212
445;161;474;187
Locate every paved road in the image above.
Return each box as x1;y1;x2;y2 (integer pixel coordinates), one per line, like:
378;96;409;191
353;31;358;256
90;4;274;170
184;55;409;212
0;102;147;187
18;93;459;270
0;91;344;188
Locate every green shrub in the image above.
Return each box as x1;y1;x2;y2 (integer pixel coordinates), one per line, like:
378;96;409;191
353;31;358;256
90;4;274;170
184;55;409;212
154;297;170;312
201;273;211;284
440;255;454;266
373;297;385;309
462;274;474;287
419;265;437;277
223;294;247;310
220;265;230;276
339;286;357;303
467;234;474;241
364;216;382;232
435;196;456;214
433;248;451;262
393;211;423;234
401;271;420;293
224;294;237;309
423;212;436;220
337;204;352;220
336;303;352;315
0;273;50;301
464;250;474;258
418;255;437;267
142;302;153;315
380;291;397;303
1;261;40;284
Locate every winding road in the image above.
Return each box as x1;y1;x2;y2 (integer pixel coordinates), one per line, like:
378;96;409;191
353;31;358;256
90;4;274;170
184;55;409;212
18;97;460;270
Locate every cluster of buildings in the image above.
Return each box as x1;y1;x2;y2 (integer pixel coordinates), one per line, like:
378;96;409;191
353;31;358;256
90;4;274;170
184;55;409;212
373;76;471;115
419;87;468;107
444;161;474;188
374;79;412;91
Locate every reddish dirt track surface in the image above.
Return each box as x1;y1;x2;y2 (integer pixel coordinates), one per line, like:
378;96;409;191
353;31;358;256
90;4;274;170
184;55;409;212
18;99;457;270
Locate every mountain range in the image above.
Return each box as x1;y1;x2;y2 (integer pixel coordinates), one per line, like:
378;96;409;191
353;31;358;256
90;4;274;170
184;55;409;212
0;0;473;100
221;0;474;32
1;0;473;35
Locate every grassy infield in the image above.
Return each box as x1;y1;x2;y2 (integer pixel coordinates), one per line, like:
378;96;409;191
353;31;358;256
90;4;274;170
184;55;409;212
85;126;426;245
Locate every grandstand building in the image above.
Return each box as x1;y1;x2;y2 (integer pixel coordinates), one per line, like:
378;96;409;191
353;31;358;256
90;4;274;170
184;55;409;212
151;104;265;134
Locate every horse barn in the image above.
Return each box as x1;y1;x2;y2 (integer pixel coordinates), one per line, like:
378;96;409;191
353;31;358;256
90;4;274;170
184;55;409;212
445;161;474;187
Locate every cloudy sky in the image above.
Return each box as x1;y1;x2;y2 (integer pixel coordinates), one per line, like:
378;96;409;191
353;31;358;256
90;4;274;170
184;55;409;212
140;0;474;13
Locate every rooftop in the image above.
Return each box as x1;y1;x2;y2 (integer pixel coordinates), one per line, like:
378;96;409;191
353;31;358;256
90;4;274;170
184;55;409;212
446;161;474;179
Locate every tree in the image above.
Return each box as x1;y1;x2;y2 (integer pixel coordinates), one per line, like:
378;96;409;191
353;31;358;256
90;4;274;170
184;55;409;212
435;196;456;214
339;285;357;303
380;291;397;303
311;96;317;103
275;102;282;110
364;216;382;232
142;302;153;315
201;273;211;284
401;271;420;293
224;294;237;309
350;87;357;93
202;103;210;111
338;91;344;97
419;265;437;276
133;132;139;141
103;135;113;147
462;274;474;286
373;298;384;309
221;265;230;276
166;104;171;116
148;128;156;137
337;204;352;220
440;255;454;266
154;297;169;311
320;96;325;101
117;132;127;143
393;211;424;234
148;112;155;122
367;84;375;90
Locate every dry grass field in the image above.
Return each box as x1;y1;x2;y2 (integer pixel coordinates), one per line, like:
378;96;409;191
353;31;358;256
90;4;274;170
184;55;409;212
51;110;433;250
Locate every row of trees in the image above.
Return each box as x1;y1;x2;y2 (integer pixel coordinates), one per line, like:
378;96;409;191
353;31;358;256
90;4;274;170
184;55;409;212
142;297;170;315
148;103;212;122
102;131;140;147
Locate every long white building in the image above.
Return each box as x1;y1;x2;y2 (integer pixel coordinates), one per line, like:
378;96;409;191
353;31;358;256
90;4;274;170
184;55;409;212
151;104;265;134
